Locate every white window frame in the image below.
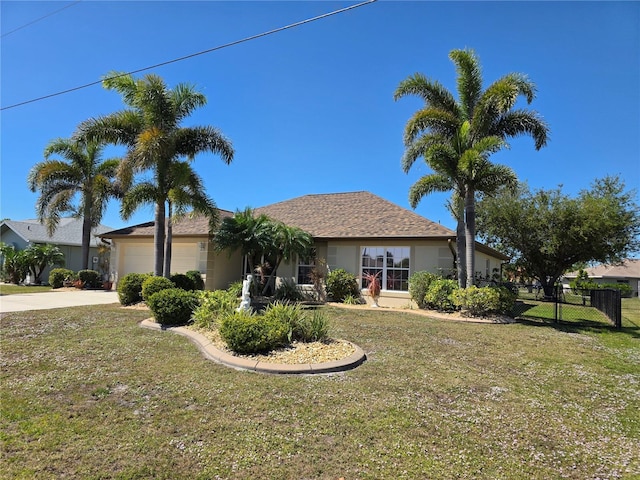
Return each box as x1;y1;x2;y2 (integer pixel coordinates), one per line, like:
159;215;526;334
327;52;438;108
360;246;410;292
297;255;315;285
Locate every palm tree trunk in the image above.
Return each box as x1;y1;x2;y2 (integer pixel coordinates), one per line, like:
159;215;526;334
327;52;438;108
455;201;467;288
464;188;476;287
154;201;166;277
81;197;93;270
164;202;173;278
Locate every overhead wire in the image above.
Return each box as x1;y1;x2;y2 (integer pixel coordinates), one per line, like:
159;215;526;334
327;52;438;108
1;0;377;111
1;0;83;39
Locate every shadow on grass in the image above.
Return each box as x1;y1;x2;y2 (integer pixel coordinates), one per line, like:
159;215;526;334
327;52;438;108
511;300;640;339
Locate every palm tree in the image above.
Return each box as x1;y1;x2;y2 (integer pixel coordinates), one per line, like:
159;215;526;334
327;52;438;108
395;48;549;286
76;73;234;277
261;221;313;295
215;208;272;278
28;138;120;270
23;243;65;284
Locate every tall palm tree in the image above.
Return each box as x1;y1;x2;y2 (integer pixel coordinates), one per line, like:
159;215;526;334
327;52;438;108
395;48;549;286
76;72;234;277
28;138;120;270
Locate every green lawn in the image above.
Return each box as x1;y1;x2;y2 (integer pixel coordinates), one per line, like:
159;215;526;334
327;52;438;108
0;284;53;295
1;303;638;479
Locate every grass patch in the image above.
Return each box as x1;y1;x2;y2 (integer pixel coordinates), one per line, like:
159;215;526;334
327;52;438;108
0;284;53;295
1;304;638;479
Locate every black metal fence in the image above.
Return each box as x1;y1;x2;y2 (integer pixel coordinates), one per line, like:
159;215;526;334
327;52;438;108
590;288;622;329
515;284;623;328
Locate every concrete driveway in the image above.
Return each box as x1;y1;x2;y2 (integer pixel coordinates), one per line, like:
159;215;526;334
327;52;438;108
0;290;120;313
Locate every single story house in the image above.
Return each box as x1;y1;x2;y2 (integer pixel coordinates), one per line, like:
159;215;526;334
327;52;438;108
0;218;113;282
562;259;640;297
101;192;509;306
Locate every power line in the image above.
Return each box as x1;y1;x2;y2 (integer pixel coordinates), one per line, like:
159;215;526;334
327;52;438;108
1;0;377;111
1;1;83;39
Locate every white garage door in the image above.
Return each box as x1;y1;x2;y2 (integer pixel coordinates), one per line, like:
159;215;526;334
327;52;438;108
120;243;198;276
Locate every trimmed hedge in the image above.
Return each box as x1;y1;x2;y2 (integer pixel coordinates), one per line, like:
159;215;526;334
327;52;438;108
141;276;175;301
170;273;195;291
186;270;205;291
147;288;199;326
117;273;151;306
49;268;75;289
219;311;289;354
424;278;458;312
77;269;101;289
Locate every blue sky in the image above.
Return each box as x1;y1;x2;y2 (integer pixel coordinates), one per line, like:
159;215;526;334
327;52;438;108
2;1;639;233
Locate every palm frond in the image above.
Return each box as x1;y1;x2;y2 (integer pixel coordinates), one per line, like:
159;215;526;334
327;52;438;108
449;49;483;119
404;108;459;145
492;109;549;150
394;73;460;115
408;173;455;208
174;126;234;164
171;83;207;122
401;134;447;173
121;182;157;219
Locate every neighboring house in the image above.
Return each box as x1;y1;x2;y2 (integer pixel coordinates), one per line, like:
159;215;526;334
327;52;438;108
100;191;509;306
562;259;640;297
0;218;114;282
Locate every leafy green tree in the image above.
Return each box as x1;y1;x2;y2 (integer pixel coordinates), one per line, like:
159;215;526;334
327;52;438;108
395;48;549;287
23;244;65;284
77;73;234;277
476;176;640;297
28;138;119;270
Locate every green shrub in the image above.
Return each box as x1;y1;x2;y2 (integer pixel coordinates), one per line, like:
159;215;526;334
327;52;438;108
274;278;304;302
117;273;151;306
294;309;330;342
600;283;633;297
77;269;101;288
227;281;243;298
424;278;458;311
141;276;175;301
452;286;500;317
147;288;200;326
170;273;195;291
49;268;75;289
186;270;205;290
343;294;362;305
263;301;303;336
491;285;517;314
219;310;289;354
409;271;439;308
192;289;238;329
325;269;360;302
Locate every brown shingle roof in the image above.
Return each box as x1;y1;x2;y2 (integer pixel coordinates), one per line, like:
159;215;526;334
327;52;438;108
101;210;234;238
255;191;455;239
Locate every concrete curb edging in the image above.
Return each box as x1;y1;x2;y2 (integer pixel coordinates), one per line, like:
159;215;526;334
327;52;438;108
139;319;366;375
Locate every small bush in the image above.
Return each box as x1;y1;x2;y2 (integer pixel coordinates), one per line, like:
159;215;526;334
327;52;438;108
491;285;517;314
452;286;500;317
186;270;205;290
147;288;200;326
325;269;360;302
219;310;289;354
77;269;101;289
170;273;195;291
49;268;75;289
343;294;362;305
263;301;304;336
294;309;330;343
600;283;633;297
227;281;243;298
274;278;304;302
424;278;458;311
192;289;238;329
141;276;175;301
117;273;151;306
409;271;439;308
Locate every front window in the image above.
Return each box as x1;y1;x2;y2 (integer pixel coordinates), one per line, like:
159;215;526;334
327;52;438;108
361;246;410;291
297;256;315;285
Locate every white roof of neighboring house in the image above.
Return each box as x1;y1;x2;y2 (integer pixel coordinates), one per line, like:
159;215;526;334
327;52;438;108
564;259;640;279
0;218;113;248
